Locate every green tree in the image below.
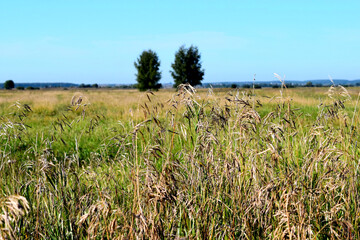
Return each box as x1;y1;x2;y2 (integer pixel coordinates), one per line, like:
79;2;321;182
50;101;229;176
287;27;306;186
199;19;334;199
4;80;15;90
171;45;204;88
134;50;162;91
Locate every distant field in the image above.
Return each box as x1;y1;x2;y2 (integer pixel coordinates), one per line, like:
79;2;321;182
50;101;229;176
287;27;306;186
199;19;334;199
0;87;359;123
1;86;360;239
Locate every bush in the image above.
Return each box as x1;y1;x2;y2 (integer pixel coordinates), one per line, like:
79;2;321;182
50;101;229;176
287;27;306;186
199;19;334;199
26;86;39;90
305;81;313;87
79;84;91;88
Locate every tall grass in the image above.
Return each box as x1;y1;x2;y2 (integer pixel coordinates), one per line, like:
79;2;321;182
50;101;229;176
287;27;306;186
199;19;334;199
0;85;360;239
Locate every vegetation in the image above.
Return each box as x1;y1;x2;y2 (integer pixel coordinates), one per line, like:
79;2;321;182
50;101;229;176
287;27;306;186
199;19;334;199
171;45;204;88
134;50;162;91
78;83;99;88
0;85;360;239
26;86;40;90
253;83;262;89
4;80;15;90
305;81;314;87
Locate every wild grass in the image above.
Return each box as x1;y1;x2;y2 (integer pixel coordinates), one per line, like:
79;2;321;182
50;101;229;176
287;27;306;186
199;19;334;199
0;85;360;239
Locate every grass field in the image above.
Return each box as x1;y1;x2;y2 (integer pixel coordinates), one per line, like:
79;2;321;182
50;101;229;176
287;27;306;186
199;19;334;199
1;85;360;239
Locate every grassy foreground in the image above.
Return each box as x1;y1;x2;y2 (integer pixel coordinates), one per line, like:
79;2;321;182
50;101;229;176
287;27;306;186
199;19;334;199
1;85;360;239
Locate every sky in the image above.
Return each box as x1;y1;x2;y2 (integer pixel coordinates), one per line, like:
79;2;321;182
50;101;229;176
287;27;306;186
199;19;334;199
1;0;360;84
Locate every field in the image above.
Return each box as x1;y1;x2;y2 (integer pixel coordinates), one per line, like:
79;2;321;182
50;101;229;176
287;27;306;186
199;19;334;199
1;85;360;239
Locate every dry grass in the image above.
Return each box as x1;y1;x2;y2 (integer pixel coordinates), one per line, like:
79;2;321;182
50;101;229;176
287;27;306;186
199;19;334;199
0;85;360;239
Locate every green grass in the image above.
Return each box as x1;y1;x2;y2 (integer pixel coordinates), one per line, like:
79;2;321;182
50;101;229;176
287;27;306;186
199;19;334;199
1;85;360;239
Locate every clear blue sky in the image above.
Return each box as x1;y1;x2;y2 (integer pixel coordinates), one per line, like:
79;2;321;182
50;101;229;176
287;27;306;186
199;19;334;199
1;0;359;84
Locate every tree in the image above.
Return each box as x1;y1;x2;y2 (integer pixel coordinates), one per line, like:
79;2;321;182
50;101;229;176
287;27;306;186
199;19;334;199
134;50;162;91
4;80;15;90
171;45;204;88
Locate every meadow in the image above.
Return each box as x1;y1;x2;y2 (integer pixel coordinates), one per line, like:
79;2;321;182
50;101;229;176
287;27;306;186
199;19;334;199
1;85;360;239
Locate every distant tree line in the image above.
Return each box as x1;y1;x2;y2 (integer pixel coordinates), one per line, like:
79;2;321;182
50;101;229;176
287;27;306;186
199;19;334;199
0;81;137;90
202;82;338;89
3;78;360;90
78;83;99;88
1;81;79;89
16;86;40;90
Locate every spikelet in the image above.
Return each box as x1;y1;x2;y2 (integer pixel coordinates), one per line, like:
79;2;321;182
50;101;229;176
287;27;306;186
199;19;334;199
327;76;351;101
0;195;29;239
78;200;111;236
